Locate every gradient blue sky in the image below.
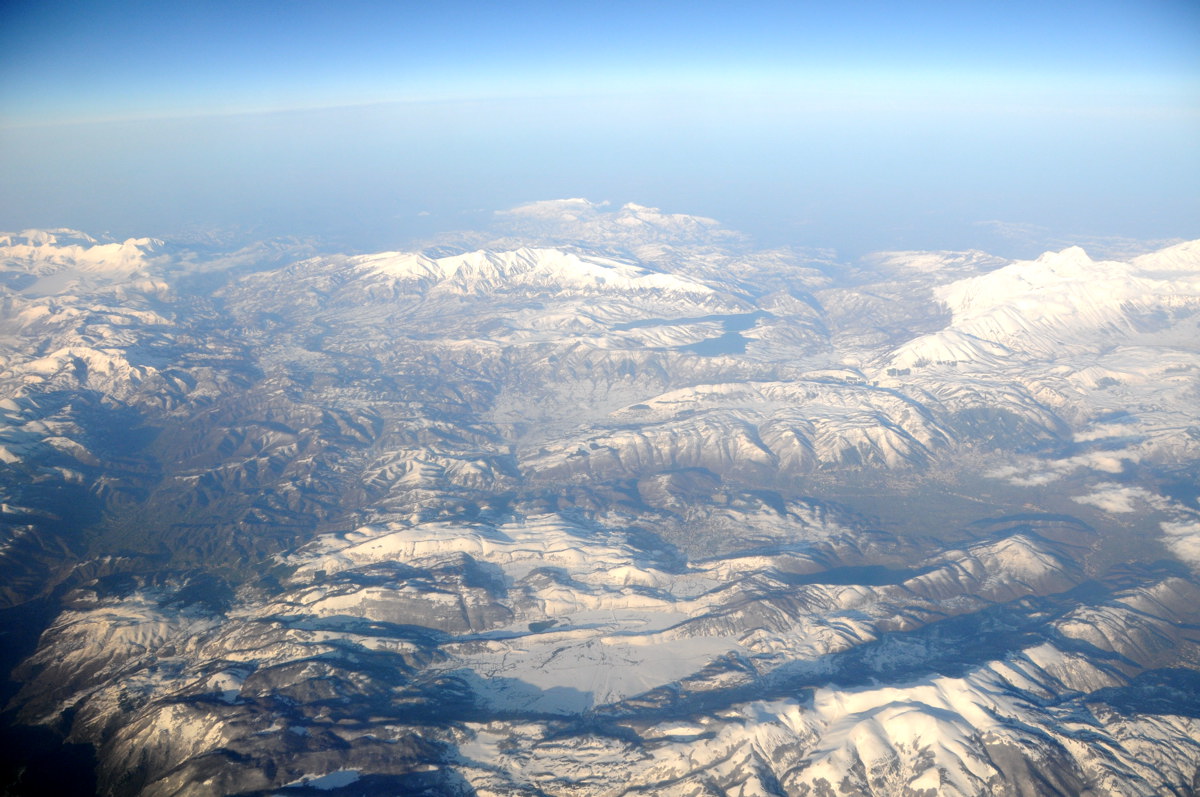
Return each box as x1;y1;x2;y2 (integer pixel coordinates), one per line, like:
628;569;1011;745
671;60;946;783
1;0;1197;255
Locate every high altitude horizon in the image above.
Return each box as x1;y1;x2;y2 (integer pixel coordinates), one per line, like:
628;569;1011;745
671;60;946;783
1;0;1197;257
4;3;1200;795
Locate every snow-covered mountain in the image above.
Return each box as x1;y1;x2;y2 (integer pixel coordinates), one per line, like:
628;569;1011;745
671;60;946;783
2;202;1199;795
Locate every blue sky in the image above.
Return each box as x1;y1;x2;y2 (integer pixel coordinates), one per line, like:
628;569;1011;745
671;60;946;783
1;0;1197;255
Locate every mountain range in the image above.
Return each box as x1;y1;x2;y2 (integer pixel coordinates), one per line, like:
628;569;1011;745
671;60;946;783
2;201;1199;795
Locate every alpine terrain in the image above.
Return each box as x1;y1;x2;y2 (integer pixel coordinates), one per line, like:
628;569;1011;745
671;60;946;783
2;200;1200;796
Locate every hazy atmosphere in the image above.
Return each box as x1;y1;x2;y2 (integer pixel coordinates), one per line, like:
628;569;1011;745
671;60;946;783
4;3;1200;796
2;0;1197;255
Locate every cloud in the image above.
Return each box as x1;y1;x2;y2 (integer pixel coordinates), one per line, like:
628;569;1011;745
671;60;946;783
986;448;1138;487
1068;482;1200;571
1161;519;1200;569
1073;483;1167;514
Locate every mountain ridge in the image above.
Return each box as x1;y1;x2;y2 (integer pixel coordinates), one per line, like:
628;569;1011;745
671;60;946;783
1;210;1198;795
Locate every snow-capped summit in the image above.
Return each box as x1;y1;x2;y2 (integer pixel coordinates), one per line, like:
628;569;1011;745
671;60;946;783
3;212;1200;797
1;228;163;282
351;246;718;297
493;198;742;247
918;243;1200;357
1132;238;1200;274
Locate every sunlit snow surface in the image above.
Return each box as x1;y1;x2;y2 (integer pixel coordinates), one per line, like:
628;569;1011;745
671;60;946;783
2;203;1200;795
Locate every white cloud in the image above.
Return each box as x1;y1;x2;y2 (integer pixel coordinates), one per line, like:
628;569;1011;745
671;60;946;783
1162;519;1200;569
986;449;1137;487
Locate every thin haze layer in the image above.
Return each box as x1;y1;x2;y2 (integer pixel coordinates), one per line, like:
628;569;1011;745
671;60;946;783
0;0;1196;254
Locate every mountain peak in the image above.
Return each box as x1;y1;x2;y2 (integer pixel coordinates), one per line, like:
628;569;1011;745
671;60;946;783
1;228;162;279
1034;244;1093;269
492;198;743;248
350;245;719;298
